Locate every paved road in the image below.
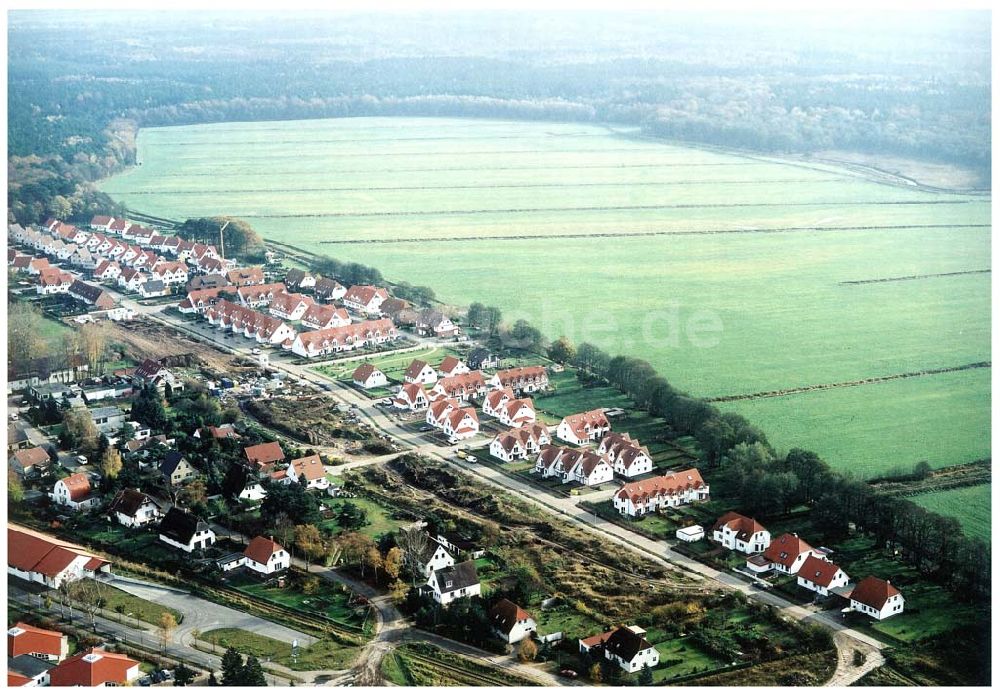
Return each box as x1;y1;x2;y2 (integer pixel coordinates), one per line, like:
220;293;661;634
130;301;887;685
102;574;317;647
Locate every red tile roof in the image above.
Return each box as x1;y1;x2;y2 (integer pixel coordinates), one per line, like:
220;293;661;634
59;473;92;502
711;511;767;540
49;648;138;686
796;555;844;588
616;468;707;504
763;533;814;566
439;356;463;374
7;623;64;659
290;454;325;481
850;576;901;611
7;527;107;579
244;442;285;467
244;536;285;566
8;671;32;686
560;409;610;439
352;363;378;382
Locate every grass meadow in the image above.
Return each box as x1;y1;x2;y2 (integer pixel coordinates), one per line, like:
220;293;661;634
909;485;991;541
100;117;991;529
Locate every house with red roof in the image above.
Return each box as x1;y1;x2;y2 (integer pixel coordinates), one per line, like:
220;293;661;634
89;215;115;231
489;366;549;393
426;398;462;429
796;556;850;597
8;446;51;478
227;266;266;287
290;319;397;358
268;290;314;321
343;285;389;315
287;454;329;491
236;281;285;307
437;356;469;378
849;576;905;620
50;473;99;511
490;599;537;644
443;407;480;442
150;260;189;285
393;382;429;411
48;649;139;686
7;526;111;589
244;441;285;470
8;623;69;662
314;277;346;302
404;359;438;385
613;469;710;517
482;387;515;418
598;432;654;478
243;536;290;575
711;512;770;555
498;398;536;428
352;363;388;389
428;371;490;403
301;303;350;330
489;424;551;462
759;533;823;575
93;259;122;282
556;408;611;445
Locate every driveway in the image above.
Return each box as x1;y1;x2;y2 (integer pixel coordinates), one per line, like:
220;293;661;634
102;575;317;648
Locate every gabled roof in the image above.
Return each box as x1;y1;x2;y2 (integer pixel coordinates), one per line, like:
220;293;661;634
763;533;815;565
560;409;609;439
344;284;388;306
10;446;49;470
711;511;767;540
244;441;285;466
491;598;534;634
796;555;845;588
158;507;210;545
109;488;158;518
58;473;92;502
433;560;479;592
850;576;902;611
7;526;107;579
352;363;379;382
290;454;325;481
222;463;260;498
159;450;191;477
395;382;427;404
616;468;707;503
302;303;348;327
404;359;430;380
8;623;64;659
244;536;284;565
49;648;139;687
603;626;654;662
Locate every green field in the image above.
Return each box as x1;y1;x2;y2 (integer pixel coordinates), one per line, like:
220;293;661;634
100;117;991;499
909;485;991;541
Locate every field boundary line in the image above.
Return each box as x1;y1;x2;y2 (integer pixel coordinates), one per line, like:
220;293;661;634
839;269;990;285
705;361;991;403
246;199;975;220
314;223;990;245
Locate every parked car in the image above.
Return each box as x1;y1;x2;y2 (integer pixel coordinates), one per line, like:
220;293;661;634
138;676;152;687
419;425;433;432
76;455;88;464
251;348;262;355
157;669;173;682
465;455;477;463
559;669;578;679
150;671;164;684
9;412;18;421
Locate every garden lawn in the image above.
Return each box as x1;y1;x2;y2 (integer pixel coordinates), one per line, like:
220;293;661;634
649;636;725;682
319;496;402;539
227;573;365;629
101;117;991;498
83;580;182;626
200;628;360;671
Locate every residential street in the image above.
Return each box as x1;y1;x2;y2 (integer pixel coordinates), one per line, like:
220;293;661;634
127;302;887;685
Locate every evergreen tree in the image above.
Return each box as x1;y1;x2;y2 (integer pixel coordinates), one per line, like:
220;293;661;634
639;664;654;685
220;648;244;686
240;655;267;686
207;671;218;686
173;663;195;686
